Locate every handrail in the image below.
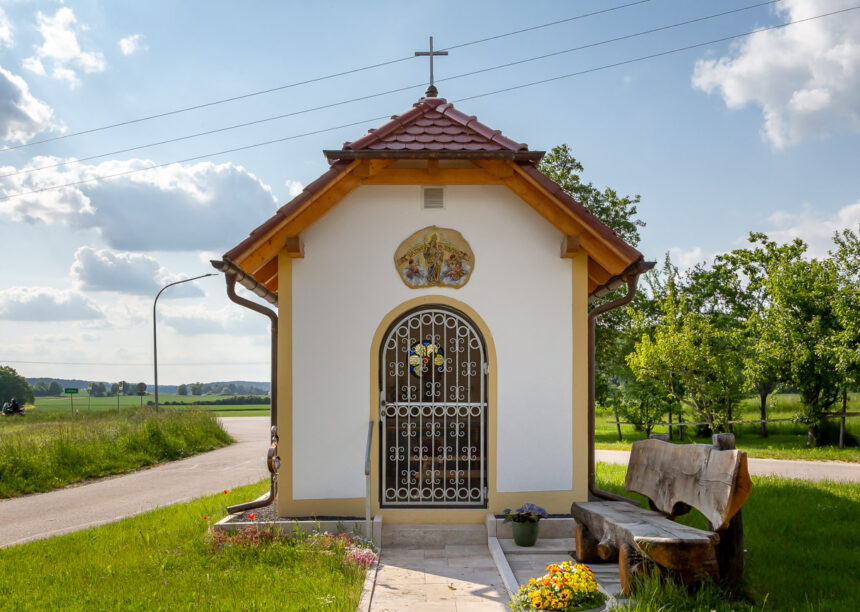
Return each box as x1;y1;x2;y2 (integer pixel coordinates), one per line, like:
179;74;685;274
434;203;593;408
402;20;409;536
364;420;374;540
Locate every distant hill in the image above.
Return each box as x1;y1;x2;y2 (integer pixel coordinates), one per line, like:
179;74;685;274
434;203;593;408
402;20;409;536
25;378;270;394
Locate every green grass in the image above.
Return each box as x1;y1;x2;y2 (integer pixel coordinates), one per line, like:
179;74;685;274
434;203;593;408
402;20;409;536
596;393;860;462
596;462;860;611
31;392;271;417
0;481;367;610
0;407;233;497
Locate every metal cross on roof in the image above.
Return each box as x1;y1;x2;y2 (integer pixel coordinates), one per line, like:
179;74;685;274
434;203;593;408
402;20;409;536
415;36;448;98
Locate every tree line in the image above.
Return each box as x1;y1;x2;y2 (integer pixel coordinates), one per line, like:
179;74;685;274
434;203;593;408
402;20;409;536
539;145;859;448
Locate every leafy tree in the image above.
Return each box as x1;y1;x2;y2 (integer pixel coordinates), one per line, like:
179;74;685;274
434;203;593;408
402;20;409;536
538;144;648;421
91;382;107;397
757;257;844;445
830;225;860;445
0;366;35;405
220;386;232;395
110;382;119;395
685;233;807;436
48;380;63;397
538;144;645;247
628;291;744;431
617;378;678;437
190;382;204;396
32;381;49;396
177;384;188;396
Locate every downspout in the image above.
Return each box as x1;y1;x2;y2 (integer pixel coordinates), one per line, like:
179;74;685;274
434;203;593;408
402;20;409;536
588;264;652;503
211;260;280;515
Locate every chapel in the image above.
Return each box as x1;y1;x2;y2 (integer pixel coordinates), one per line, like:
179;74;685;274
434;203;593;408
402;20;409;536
212;82;649;524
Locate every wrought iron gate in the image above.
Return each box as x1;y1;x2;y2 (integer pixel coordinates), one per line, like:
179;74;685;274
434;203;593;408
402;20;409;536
380;306;488;507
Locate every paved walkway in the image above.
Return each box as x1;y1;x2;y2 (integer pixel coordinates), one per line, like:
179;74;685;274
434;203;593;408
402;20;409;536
372;544;508;611
596;449;860;482
0;417;270;548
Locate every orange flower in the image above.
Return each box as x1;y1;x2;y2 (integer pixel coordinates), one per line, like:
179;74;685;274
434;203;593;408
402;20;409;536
203;515;208;519
248;513;256;520
223;489;229;494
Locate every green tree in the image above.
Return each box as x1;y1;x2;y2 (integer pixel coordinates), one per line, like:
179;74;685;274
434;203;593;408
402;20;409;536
628;291;744;431
617;377;678;437
538;144;648;421
830;225;860;446
685;233;807;436
177;384;188;396
32;381;49;396
190;382;204;396
538;144;645;247
47;380;63;396
0;366;35;405
757;257;844;445
220;386;232;395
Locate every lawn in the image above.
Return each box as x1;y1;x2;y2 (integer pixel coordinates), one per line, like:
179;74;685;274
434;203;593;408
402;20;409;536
0;407;233;497
0;481;369;610
32;392;271;417
596;462;860;611
596;393;860;462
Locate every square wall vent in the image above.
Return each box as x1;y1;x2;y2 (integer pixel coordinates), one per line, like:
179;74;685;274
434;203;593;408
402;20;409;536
422;187;445;209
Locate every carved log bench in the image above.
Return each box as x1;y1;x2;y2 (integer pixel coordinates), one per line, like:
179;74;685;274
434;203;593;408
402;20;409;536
571;435;751;594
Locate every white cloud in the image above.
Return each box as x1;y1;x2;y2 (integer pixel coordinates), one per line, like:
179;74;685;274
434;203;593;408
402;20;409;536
24;8;106;87
0;8;13;48
0;157;278;251
284;179;303;198
668;246;708;270
71;246;205;297
0;287;103;321
0;65;57;144
765;200;860;257
160;305;268;336
118;34;146;56
692;0;860;148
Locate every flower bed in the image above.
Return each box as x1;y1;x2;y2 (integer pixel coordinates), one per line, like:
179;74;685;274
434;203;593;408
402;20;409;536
509;561;606;611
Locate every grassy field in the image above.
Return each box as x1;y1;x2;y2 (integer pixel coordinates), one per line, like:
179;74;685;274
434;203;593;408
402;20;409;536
0;481;368;610
597;393;860;462
31;392;270;417
596;462;860;611
0;407;233;497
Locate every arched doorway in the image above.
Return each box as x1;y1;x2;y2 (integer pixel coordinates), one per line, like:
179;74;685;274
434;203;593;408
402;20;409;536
379;304;488;507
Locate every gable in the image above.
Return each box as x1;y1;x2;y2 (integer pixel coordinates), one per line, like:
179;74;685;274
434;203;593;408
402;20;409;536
219;97;644;299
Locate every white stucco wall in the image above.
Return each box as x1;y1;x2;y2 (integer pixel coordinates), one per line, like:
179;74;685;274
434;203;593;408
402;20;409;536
291;185;573;499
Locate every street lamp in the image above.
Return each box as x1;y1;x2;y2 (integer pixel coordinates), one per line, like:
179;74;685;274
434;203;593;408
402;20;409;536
153;273;217;412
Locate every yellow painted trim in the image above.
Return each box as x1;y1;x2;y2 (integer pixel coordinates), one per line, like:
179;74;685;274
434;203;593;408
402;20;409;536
276;251;294;516
369;295;500;518
571;252;589;501
276;272;591;519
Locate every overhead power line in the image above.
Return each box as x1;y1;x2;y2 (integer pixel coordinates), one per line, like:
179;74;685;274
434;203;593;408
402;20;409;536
0;0;783;180
0;3;852;203
0;0;651;154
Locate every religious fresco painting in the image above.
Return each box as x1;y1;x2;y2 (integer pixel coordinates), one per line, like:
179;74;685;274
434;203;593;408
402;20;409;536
394;226;474;289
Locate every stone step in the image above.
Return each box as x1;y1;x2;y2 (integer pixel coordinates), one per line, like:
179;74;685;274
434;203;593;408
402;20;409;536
499;537;576;554
381;523;487;548
486;515;577;539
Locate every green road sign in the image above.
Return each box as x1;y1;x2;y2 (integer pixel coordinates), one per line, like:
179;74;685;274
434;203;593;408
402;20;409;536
65;388;78;394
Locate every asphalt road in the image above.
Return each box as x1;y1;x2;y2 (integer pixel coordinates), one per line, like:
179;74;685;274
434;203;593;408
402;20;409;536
595;449;860;482
2;419;857;549
0;417;270;548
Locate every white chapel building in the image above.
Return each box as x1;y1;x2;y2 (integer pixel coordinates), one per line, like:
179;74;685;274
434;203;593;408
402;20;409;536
213;90;647;524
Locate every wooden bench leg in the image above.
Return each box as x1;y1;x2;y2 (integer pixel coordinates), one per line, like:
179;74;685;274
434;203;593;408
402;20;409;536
574;523;600;563
716;511;744;587
618;543;644;595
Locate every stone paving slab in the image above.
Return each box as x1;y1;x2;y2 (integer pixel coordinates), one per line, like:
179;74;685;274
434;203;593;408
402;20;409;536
371;545;509;611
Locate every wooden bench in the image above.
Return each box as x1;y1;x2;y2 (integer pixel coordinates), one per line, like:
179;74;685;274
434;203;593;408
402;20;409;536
571;435;751;594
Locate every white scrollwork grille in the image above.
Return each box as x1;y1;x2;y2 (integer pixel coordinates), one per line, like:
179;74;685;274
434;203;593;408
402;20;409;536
380;306;487;507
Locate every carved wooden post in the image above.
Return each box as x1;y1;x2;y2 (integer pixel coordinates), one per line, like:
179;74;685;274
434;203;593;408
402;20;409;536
711;433;744;586
649;433;670;442
574;523;600;563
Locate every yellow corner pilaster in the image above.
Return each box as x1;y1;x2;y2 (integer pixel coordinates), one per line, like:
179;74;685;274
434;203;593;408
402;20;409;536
276;250;294;515
572;251;589;501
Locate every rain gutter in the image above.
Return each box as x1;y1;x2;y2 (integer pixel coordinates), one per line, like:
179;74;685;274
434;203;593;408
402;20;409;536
211;258;280;515
587;259;655;504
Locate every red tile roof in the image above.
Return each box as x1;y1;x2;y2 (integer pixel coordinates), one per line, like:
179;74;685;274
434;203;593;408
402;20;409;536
342;97;528;152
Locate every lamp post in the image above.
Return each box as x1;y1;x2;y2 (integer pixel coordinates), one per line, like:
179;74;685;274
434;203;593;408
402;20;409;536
153;273;216;412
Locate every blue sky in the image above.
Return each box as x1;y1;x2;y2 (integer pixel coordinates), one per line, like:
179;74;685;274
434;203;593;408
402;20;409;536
1;0;858;385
